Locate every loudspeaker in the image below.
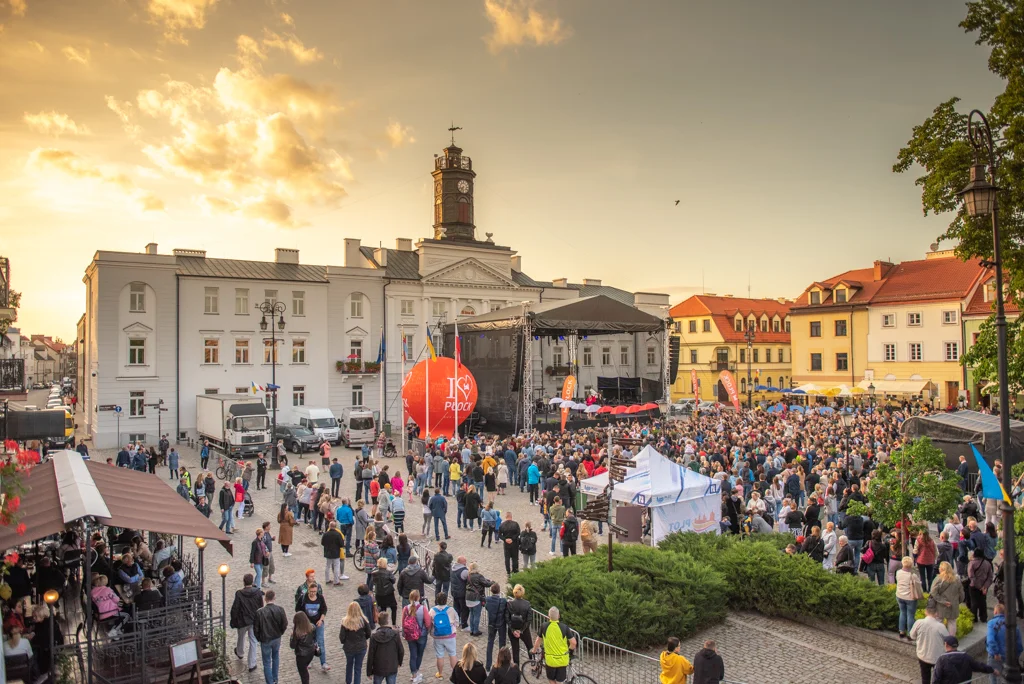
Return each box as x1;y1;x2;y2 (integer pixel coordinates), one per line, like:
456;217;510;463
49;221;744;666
510;330;525;392
668;336;680;384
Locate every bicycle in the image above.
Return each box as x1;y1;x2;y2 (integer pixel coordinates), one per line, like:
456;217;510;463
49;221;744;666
215;458;242;481
521;647;595;684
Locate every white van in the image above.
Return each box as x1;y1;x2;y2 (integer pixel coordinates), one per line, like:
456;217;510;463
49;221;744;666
338;406;376;447
292;407;341;445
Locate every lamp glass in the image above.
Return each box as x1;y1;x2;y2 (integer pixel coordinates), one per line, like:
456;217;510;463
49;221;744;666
259;316;268;332
277;315;285;331
964;185;996;217
43;589;59;605
195;537;207;549
218;563;230;577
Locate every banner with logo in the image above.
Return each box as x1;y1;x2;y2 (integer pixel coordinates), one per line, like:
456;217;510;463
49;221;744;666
560;375;577;432
719;370;740;412
690;369;698;395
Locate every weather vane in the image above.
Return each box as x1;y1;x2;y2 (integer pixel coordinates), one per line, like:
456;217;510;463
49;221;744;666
448;122;462;146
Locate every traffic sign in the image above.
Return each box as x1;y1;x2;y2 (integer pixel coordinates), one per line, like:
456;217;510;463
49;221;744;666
98;405;117;412
114;406;122;413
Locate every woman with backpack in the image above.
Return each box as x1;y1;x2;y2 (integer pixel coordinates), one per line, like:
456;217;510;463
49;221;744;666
505;584;532;667
362;529;381;588
339;600;371;684
372;557;398;625
519;522;537;569
401;589;430;684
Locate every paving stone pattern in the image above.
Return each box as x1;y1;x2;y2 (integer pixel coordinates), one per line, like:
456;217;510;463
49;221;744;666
99;442;931;684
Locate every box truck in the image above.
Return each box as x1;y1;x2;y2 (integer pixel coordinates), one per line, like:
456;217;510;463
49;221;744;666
196;394;270;458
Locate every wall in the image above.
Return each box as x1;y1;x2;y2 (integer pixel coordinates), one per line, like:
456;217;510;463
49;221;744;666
790;308;868;387
326;266;385;426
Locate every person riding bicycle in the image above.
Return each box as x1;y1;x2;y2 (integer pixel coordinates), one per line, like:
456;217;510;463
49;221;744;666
532;606;577;684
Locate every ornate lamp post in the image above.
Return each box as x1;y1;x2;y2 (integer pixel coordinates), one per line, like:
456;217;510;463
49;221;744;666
868;382;875;410
957;109;1020;683
744;326;755;410
43;589;59;681
256;301;286;468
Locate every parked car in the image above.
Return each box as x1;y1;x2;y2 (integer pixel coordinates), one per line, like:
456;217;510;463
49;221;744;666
273;424;322;454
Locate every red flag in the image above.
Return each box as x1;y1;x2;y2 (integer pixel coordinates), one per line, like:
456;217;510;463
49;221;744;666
719;370;741;412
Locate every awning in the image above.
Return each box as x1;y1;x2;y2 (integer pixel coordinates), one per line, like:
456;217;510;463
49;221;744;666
902;409;1024;454
856;379;936;395
0;451;233;553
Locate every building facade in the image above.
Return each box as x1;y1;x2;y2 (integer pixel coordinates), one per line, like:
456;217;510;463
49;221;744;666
962;269;1020;408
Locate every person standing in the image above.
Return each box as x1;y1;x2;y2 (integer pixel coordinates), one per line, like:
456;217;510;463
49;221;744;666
256;452;268;490
429;593;459;680
339;600;372;684
968;548;994;624
367;612;405;684
483;583;507;670
432;541;452;600
498;512;521;575
909;604;948;684
659;636;694;684
450;643;487;684
548;497;566;555
253;589;288;684
929;562;964;637
401;589;429;683
531;607;576;684
691;640;725;684
322;521;348;585
229;573;264;673
296;581;331;673
930;635;993;684
506;585;532;667
219;481;235;534
200;440;210;470
331;458;344;498
986;603;1023;683
519;522;538;570
428;488;450;541
278;503;296;556
167;447;179;480
290;612;318;684
560;510;579;557
250;527;269;589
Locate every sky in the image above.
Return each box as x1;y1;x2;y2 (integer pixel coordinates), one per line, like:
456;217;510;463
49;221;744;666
0;0;1006;341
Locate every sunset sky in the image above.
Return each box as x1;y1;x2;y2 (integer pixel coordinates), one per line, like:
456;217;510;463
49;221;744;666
0;0;1004;340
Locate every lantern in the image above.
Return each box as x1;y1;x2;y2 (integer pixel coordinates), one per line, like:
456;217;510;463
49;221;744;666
958;163;998;218
401;357;478;438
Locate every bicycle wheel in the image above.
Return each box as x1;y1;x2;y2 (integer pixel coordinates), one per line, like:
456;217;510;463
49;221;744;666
520;658;545;684
570;675;597;684
215;466;226;480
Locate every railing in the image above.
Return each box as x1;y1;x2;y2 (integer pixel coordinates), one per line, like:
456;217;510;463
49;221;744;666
0;357;25;391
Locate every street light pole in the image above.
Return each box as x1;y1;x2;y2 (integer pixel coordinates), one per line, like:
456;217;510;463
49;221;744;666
43;589;59;682
217;563;230;657
744;326;755;410
256;301;287;469
957;108;1020;683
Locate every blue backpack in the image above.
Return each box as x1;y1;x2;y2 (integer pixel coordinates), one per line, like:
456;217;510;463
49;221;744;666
431;606;453;637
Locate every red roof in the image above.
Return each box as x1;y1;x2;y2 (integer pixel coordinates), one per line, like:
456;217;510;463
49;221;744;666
670;295;793;343
870;257;985;304
792;267;887;309
964;270;1021;316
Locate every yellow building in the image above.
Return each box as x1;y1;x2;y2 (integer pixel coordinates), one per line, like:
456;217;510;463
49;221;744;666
669;295;793;404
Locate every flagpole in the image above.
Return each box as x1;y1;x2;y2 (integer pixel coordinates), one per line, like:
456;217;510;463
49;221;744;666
425;326;431;441
400;337;406;459
379;326;385;449
454;320;459;441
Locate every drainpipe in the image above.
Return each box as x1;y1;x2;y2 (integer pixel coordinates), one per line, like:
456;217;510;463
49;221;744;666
175;274;180;443
382;278;389;430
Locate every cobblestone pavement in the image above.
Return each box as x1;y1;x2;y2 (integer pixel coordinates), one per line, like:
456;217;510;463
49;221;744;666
96;442;929;684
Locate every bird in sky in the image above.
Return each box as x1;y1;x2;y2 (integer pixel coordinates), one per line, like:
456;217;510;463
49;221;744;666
674;200;680;205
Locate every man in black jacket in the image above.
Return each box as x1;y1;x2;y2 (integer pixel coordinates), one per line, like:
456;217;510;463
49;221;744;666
560;510;579;557
253;589;288;684
396;555;432;607
366;613;404;681
931;635;993;684
692;639;725;684
229;573;264;672
432;541;453;600
218;481;235;534
498;511;521;574
321;521;346;585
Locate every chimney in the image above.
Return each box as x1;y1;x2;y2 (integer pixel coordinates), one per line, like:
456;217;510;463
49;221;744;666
511;255;522;272
275;248;299;264
373;247;388;267
553;278;568;288
172;248;206;258
873;260;894;281
344;239;363;268
583;278;602;287
144;243;158;255
395;238;412;252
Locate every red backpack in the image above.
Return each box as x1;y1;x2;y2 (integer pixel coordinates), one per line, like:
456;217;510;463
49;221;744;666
402;603;422;641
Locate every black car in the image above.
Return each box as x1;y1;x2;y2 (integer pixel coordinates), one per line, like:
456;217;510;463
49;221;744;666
273;425;321;454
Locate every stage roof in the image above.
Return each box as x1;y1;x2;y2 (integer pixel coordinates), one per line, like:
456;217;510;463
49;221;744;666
901;410;1024;453
446;295;665;334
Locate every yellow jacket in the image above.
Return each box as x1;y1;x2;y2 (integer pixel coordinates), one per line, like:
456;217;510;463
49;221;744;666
481;456;497;474
449;462;462;481
659;651;693;684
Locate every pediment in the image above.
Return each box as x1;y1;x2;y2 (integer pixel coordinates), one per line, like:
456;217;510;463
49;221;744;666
423;258;516;288
123;322;153;334
346;326;369;336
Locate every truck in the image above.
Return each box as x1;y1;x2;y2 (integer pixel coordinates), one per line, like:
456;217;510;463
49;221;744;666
5;407;70;446
196;394;270;458
292;407;340;445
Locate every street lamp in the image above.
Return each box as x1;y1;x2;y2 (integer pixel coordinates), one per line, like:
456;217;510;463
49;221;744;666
957;108;1020;683
256;301;286;468
840;412;855;455
195;537;207;587
217;563;230;656
868;382;875;410
744;326;756;410
43;589;59;681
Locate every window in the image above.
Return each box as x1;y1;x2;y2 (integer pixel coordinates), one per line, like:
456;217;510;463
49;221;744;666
765;349;771;363
601;347;611;365
203;338;219;364
835;353;848;371
292;339;305;363
204;287;219;314
944;342;959;361
834;320;847;337
773;319;780;333
292;291;305;316
778;348;784;363
647;346;656;365
490;301;503;311
942;310;958;325
127;432;146;442
690;349;698;364
264;393;278;411
553;347;564;366
673;322;681;333
740;349;746;363
907;312;922;327
263;339;279;364
835;289;847;304
432;334;442;355
432;300;446;318
741;378;747;393
702;319;711;332
234;339;249;364
351;384;363;406
129;283;145;312
235;387;248;394
235;288;249;315
292;385;305;406
689;320;697;333
785;319;791;333
351;293;364;318
264;290;278;307
583;348;593;366
402;333;415;361
973;332;981;345
460;305;476;316
810;321;821;337
884;343;896;362
401;299;415;316
747;317;755;331
810;291;821;305
909;342;923;361
734;317;742;332
128;338;145;365
350;339;362;362
753;348;759;363
204;388;219;395
760;319;768;333
620;346;629;365
810;353;822;371
882;313;895;328
129;390;145;417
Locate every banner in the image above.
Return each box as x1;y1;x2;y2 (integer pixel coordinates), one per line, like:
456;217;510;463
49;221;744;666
719;370;740;412
560;375;577;432
690;368;698;395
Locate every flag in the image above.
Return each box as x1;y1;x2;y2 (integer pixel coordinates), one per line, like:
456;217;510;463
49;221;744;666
425;324;437;360
250;381;264;394
455;323;462;370
971;443;1011;504
376;328;385;364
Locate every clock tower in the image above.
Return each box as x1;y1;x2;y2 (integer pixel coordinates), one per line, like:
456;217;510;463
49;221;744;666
431;140;476;241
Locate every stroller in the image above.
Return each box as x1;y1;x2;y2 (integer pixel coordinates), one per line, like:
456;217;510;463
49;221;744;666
243;490;255;517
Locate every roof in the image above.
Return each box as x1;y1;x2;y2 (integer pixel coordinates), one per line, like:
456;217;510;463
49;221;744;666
963;270;1021;316
870;257;984;304
791;267;886;310
529;280;635;305
358;246;421;280
176;256;328;283
670;295;793;343
445;294;664;335
901;409;1024;454
0;451;233;554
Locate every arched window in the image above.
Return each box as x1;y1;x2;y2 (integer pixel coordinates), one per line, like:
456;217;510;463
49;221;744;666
460;305;476;316
740;378;747;393
457;198;470;223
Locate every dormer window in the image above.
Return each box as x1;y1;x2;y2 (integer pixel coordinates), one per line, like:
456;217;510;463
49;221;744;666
835;288;847;304
759;315;768;332
772;316;781;333
810;290;821;305
734;315;742;332
747;316;755;331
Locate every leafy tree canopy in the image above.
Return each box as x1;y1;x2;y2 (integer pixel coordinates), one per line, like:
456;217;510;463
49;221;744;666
861;438;962;531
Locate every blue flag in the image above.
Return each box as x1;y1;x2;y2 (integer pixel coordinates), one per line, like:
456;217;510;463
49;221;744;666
376;328;385;364
971;443;1010;505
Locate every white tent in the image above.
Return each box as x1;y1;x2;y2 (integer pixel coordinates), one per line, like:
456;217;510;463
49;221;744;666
579;445;722;542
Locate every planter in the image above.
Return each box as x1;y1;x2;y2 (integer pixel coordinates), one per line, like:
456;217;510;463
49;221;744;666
336;361;381;374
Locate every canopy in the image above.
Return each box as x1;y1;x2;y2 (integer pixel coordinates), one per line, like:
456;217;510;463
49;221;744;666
0;451;234;553
856;378;936;395
579;445;721;541
445;295;665;335
902;410;1024;457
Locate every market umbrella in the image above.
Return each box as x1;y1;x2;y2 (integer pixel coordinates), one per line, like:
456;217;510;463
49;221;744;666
626;405;644;414
585;405;601;414
548;397;563;405
642;402;659;410
791;389;806;395
789;405;805;413
755;385;769;392
573;402;588;410
612;406;629;415
597;406;614;414
559;399;575;409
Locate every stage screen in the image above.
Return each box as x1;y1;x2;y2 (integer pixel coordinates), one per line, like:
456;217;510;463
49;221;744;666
445;328;521;434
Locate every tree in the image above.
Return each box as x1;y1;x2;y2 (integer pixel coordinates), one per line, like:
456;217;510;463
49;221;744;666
856;438;962;555
961;315;1024;396
0;289;19;337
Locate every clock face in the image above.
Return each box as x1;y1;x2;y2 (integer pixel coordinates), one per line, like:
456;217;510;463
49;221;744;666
457;180;469;194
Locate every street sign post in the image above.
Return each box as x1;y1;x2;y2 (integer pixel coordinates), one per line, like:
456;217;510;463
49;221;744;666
145;399;169;445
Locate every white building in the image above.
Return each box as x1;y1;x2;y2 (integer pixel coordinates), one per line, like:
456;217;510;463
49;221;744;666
79;140;668;448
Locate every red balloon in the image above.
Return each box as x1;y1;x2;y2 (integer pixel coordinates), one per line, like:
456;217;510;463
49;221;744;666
401;357;478;438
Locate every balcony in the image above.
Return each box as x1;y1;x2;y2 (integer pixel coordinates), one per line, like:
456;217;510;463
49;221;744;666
336;360;381;374
0;358;25;392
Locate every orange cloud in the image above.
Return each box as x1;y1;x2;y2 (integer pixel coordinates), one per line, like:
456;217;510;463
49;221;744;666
9;0;26;17
198;193;300;228
146;0;218;43
386;119;415;148
24;111;91;137
62;46;90;65
483;0;571;54
27;148;164;212
261;29;323;64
